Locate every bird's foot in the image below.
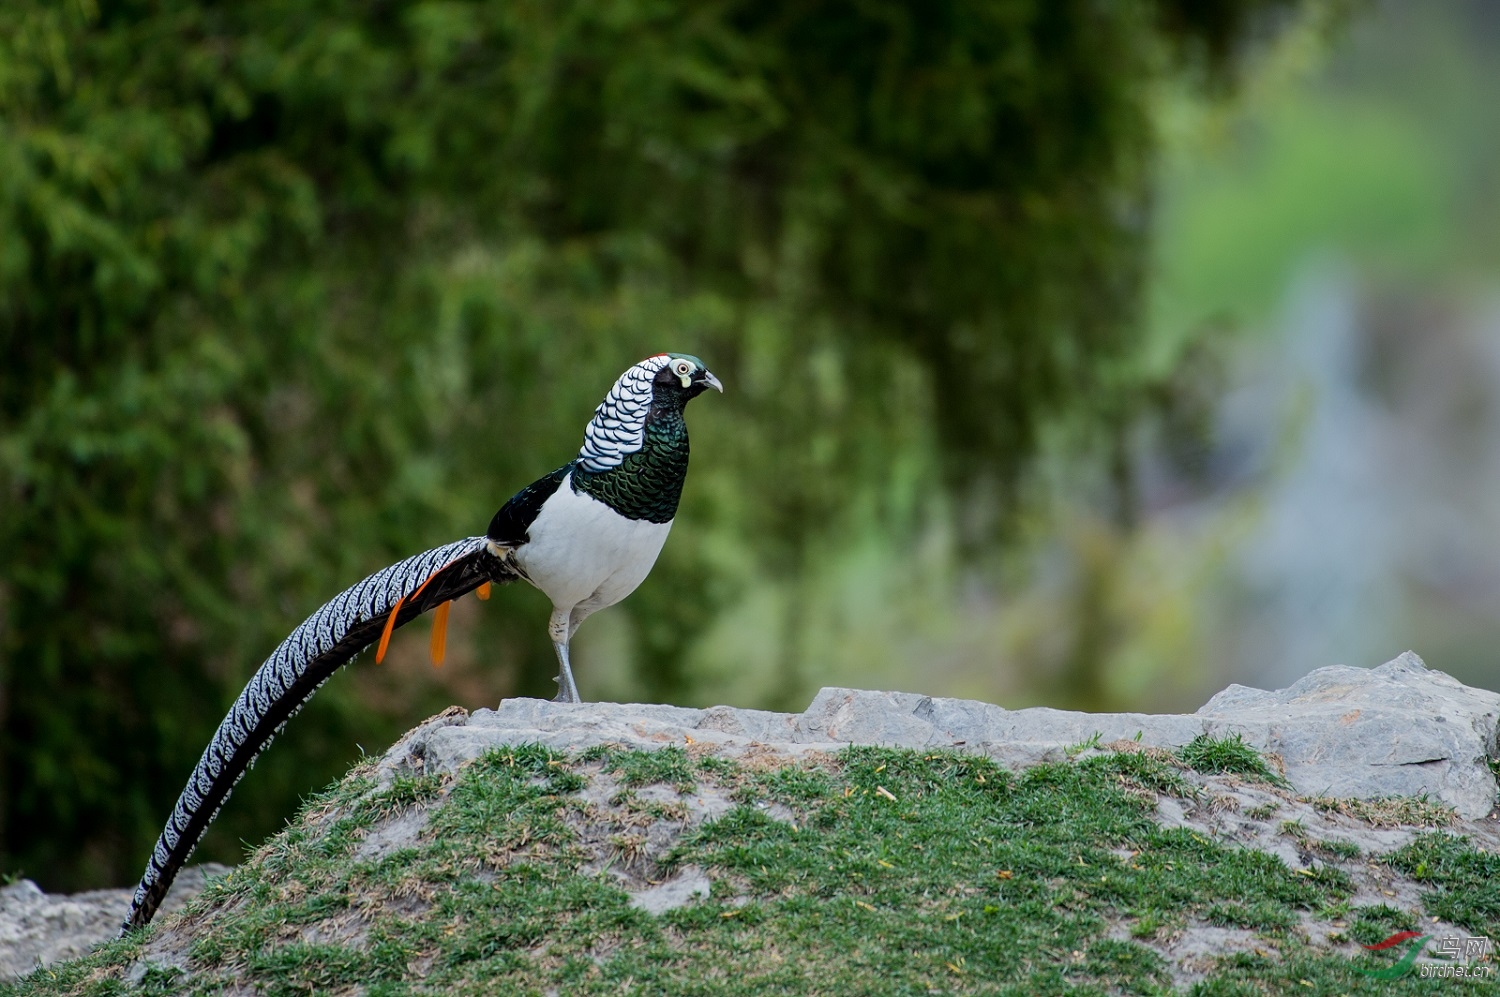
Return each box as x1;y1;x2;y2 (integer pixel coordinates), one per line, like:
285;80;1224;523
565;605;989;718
552;674;581;704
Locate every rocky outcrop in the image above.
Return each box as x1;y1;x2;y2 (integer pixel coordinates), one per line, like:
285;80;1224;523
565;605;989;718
1197;652;1500;818
384;651;1499;819
4;651;1497;982
0;864;228;982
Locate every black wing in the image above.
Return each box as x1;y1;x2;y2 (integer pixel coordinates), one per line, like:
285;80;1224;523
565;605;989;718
121;536;516;934
486;462;573;546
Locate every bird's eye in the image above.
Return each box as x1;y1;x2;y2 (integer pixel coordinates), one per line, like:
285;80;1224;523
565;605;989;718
674;361;692;376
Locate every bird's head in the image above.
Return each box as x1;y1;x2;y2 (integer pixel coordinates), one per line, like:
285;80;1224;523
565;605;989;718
653;353;723;402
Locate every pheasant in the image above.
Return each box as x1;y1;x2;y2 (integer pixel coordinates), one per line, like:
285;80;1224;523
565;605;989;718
120;353;721;933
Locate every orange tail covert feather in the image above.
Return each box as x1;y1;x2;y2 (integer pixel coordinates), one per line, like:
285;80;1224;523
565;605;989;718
476;582;492;601
375;593;407;664
429;600;452;667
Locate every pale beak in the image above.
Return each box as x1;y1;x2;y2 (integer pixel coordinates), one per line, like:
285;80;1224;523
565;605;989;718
702;370;724;393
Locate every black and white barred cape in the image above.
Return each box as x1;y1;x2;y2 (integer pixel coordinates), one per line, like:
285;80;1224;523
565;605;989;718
577;354;669;472
120;536;515;934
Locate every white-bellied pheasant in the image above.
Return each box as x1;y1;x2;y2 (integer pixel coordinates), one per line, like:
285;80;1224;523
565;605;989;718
120;353;721;933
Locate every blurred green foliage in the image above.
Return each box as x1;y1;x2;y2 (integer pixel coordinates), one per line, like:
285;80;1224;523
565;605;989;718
0;0;1301;890
1048;0;1500;712
1151;1;1500;356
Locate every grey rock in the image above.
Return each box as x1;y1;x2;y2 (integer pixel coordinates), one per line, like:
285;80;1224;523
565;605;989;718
794;687;934;744
354;807;430;862
0;863;226;982
1195;651;1500;818
374;651;1496;819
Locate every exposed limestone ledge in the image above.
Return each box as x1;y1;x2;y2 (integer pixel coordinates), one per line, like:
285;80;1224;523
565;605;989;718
381;651;1500;820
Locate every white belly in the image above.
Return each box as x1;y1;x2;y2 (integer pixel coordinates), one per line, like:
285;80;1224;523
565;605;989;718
514;472;673;614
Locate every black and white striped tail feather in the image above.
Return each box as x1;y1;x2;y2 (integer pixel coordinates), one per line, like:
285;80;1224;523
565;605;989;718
121;535;514;935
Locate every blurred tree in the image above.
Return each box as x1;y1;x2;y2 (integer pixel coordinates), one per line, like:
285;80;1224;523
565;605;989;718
0;0;1305;889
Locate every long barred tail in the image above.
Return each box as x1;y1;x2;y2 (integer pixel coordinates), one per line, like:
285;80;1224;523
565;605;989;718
120;536;515;935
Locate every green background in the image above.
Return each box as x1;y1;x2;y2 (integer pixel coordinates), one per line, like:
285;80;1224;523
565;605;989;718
0;0;1355;892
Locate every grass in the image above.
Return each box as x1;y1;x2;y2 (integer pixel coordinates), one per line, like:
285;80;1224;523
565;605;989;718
1348;904;1418;946
581;744;698;792
2;744;1491;996
1307;795;1457;828
1387;832;1500;936
1175;734;1287;787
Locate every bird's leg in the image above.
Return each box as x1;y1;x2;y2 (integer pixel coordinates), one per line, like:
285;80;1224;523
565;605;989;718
547;607;581;703
551;640;581;704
